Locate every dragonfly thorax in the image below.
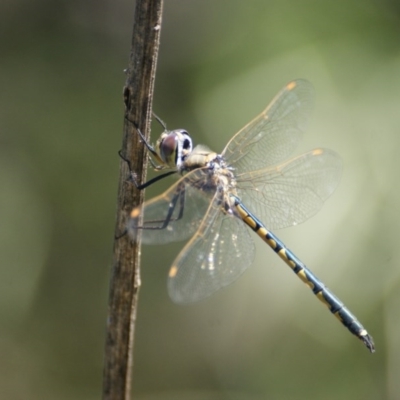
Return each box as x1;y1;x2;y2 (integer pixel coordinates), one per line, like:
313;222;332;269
184;148;238;200
181;144;219;173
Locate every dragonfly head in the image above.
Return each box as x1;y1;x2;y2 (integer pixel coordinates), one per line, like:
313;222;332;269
155;129;193;170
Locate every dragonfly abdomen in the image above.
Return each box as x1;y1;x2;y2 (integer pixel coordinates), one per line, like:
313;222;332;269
231;195;375;353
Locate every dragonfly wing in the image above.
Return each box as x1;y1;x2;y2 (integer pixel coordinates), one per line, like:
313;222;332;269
127;169;215;244
222;80;314;173
236;148;342;229
168;197;255;304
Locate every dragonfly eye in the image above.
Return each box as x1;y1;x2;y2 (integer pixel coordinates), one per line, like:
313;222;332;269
159;133;177;162
182;134;192;151
174;130;193;168
180;131;193;155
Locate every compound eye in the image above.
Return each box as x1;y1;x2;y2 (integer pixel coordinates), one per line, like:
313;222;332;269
182;136;192;152
179;131;193;155
159;133;178;163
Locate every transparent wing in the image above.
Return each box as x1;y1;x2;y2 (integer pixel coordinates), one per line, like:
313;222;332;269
235;148;342;230
127;168;216;245
168;197;255;304
222;79;314;173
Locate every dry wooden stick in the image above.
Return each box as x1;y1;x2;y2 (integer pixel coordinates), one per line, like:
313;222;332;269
103;1;163;399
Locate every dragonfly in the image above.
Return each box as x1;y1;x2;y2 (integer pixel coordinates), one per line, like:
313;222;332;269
127;79;375;352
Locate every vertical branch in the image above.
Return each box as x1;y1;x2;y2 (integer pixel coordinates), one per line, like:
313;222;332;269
103;1;163;399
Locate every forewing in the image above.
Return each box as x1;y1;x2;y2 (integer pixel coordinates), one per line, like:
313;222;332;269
127;169;215;244
168;199;255;304
235;148;342;229
223;80;314;173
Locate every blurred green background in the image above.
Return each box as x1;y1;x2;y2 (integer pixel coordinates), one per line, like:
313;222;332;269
1;0;398;399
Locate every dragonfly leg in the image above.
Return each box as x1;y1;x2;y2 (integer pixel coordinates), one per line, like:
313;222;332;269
128;183;187;241
118;149;177;190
